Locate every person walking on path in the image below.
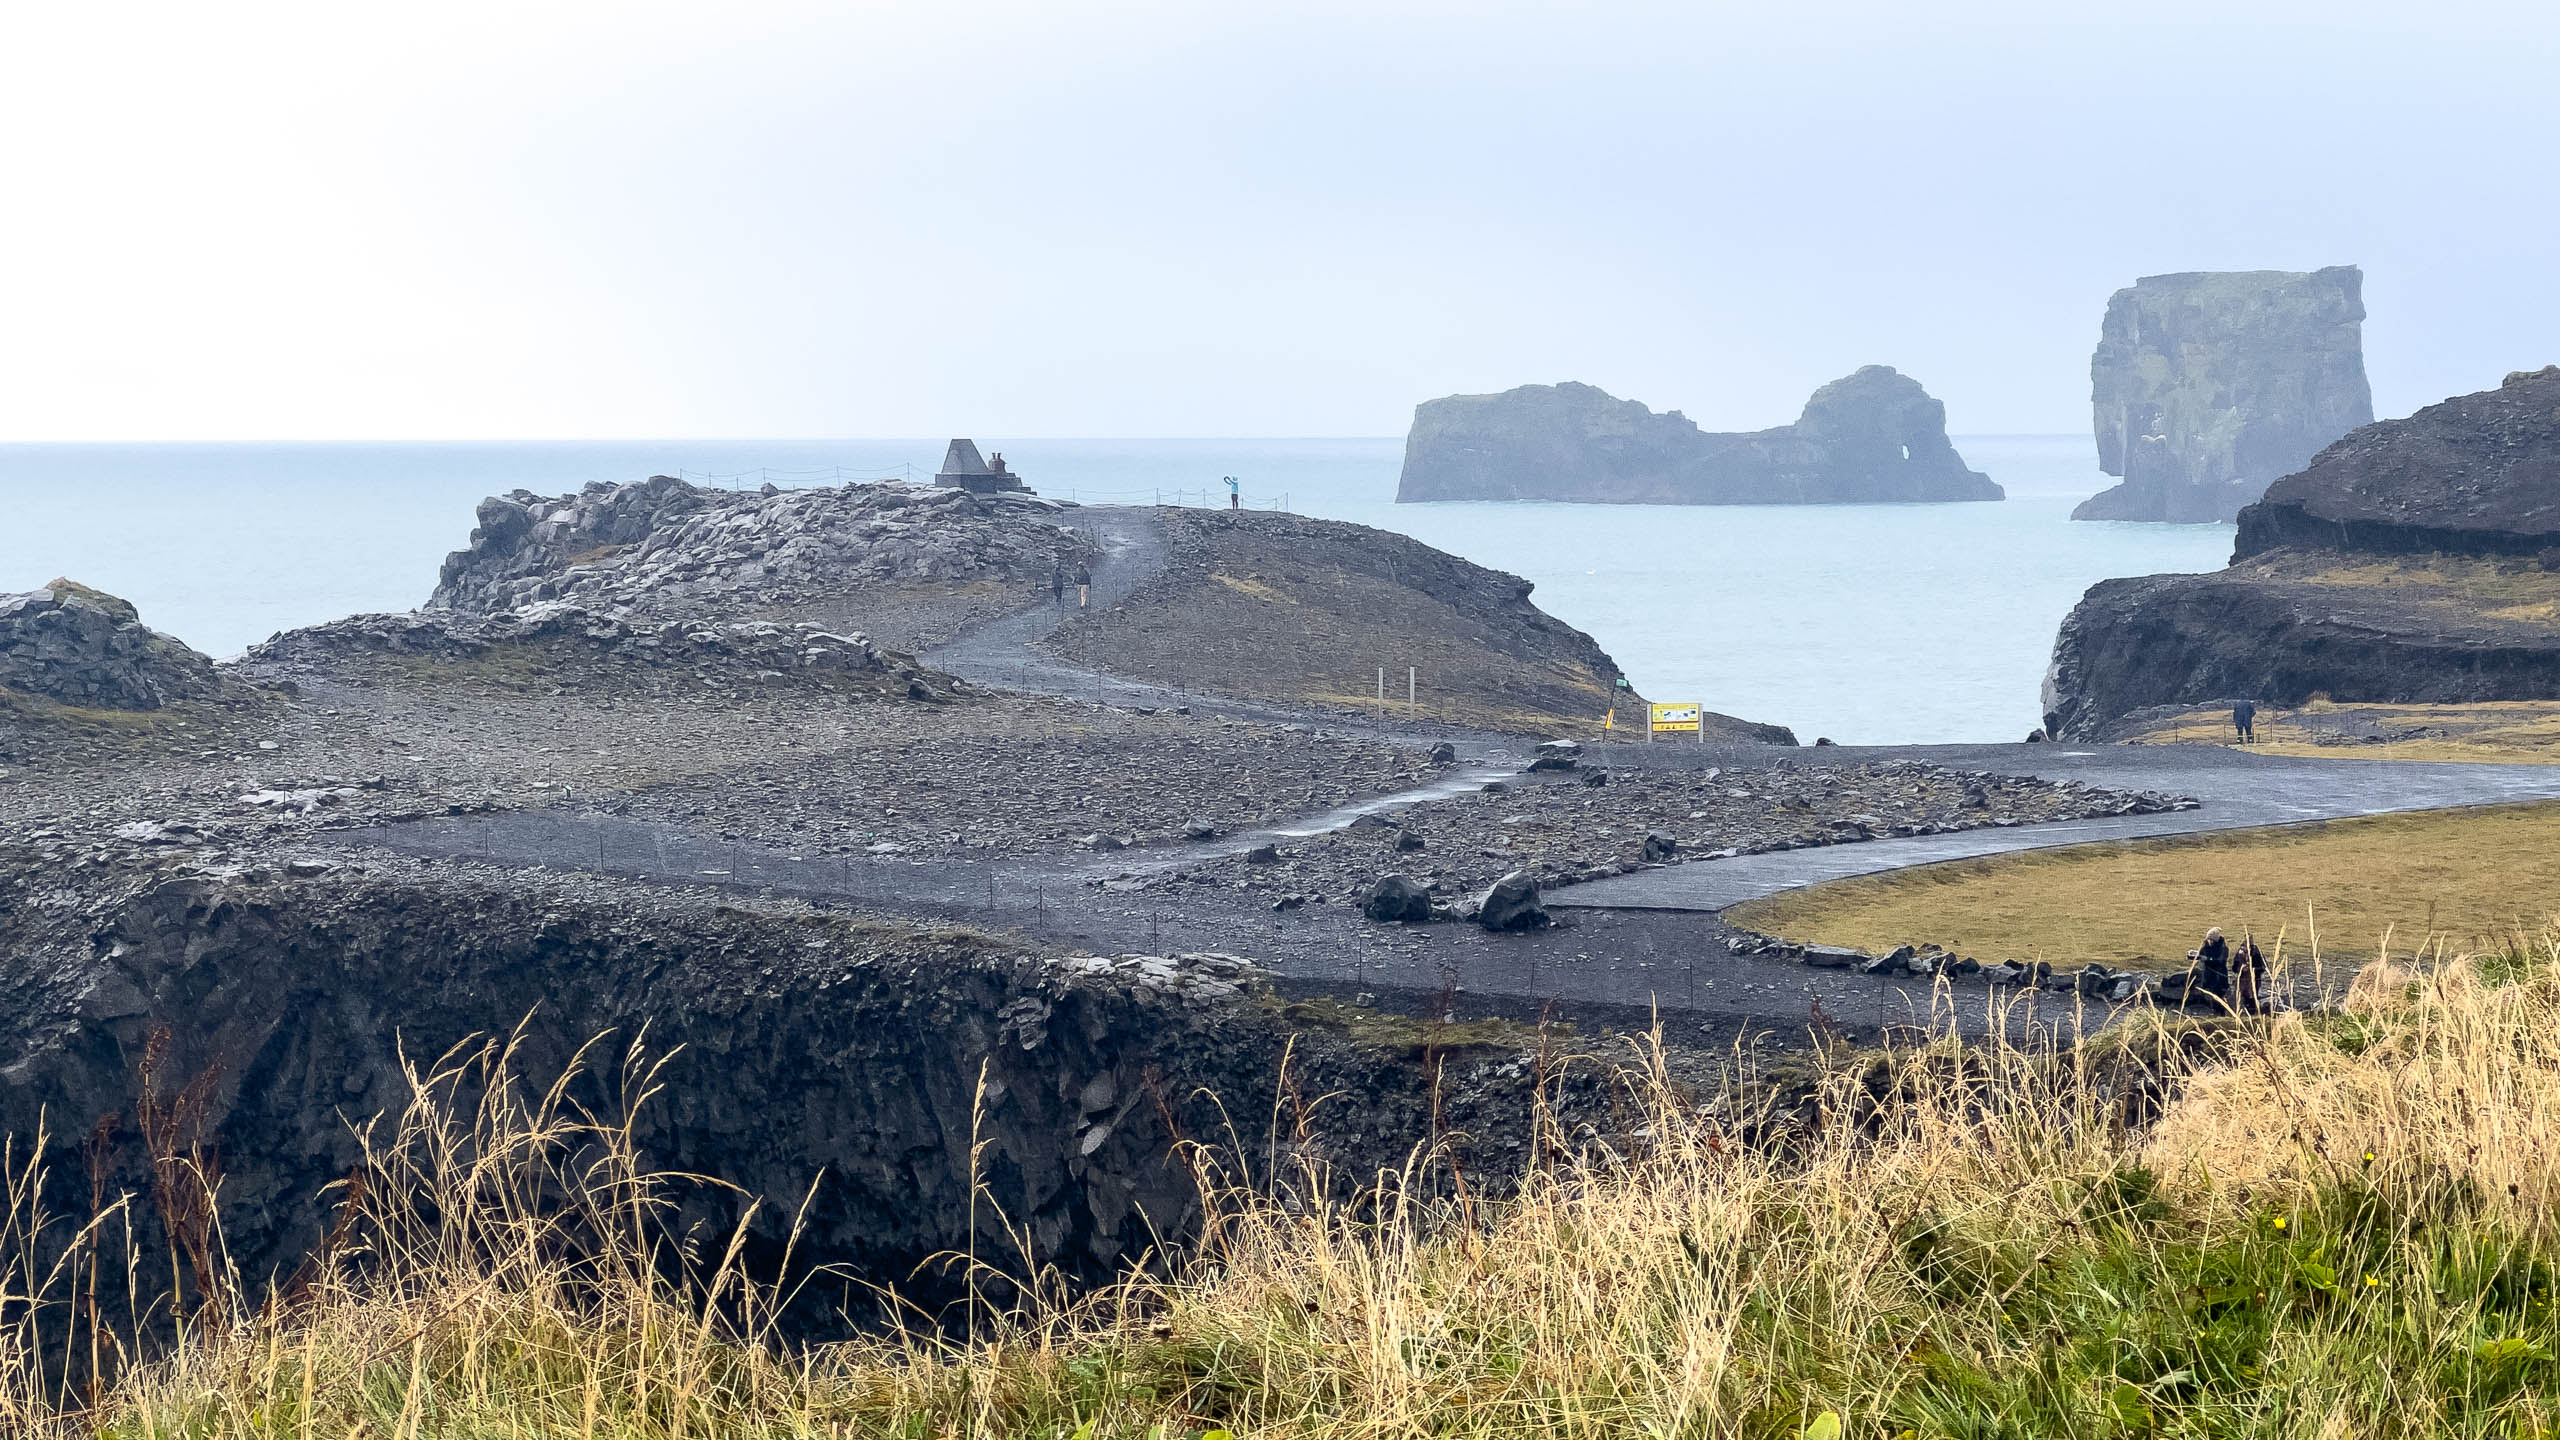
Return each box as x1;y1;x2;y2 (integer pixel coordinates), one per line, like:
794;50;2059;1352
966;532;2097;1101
1075;563;1092;609
2233;698;2257;743
1049;565;1066;611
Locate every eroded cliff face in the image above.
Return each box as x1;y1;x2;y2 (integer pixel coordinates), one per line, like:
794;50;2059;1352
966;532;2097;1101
0;854;1570;1326
2045;367;2560;739
1396;367;1999;506
2075;267;2372;524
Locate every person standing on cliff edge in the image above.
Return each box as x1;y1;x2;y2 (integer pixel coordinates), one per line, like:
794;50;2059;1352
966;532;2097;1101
2233;698;2257;743
1225;475;1240;509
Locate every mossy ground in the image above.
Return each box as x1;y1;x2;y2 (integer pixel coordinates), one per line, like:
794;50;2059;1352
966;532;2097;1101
1726;801;2560;971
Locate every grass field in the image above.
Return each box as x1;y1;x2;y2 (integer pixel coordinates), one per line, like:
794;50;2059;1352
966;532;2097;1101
2130;698;2560;765
1724;800;2560;970
23;937;2560;1438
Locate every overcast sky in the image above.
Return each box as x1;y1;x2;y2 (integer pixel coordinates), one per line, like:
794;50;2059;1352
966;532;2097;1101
4;1;2554;442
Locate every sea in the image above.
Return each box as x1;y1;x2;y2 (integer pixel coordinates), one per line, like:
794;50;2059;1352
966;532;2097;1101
0;436;2230;746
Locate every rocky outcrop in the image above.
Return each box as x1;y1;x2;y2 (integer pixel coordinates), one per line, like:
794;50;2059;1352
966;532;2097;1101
0;580;221;710
430;476;1094;617
2045;367;2560;739
2075;267;2372;523
1397;367;2000;505
2235;365;2560;557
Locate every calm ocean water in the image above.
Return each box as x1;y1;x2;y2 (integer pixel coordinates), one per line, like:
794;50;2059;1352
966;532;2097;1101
0;436;2229;745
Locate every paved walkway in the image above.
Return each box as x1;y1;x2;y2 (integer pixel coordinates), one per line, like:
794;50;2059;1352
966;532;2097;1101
1557;743;2560;912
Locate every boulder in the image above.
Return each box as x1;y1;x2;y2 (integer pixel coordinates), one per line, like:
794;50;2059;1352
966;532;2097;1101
1361;873;1436;924
1399;368;2001;505
1426;741;1459;764
0;580;220;710
2075;267;2372;523
1640;829;1679;862
1473;870;1549;931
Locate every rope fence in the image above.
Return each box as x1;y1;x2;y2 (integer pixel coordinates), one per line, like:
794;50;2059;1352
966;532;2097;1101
665;467;1292;510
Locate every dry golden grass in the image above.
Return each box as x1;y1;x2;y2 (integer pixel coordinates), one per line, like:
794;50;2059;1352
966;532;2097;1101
19;940;2560;1438
1725;800;2560;970
2129;698;2560;764
2269;552;2560;621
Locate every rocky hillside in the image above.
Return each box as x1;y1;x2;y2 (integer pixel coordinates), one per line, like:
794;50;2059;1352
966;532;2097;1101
430;476;1098;651
2045;367;2560;740
1397;367;2000;505
1049;508;1795;740
2075;267;2372;523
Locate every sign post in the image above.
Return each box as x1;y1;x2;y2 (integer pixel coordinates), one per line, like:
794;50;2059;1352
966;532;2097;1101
1650;702;1703;741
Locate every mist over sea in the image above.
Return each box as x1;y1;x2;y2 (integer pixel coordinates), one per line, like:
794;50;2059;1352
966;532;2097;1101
0;437;2228;745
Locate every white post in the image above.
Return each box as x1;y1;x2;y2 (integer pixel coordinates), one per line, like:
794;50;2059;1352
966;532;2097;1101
1408;667;1416;716
1377;667;1385;720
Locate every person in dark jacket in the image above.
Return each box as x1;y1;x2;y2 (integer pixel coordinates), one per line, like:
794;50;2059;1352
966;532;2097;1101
2233;931;2268;1014
2233;699;2257;742
1075;564;1092;609
1049;566;1066;611
2194;927;2233;998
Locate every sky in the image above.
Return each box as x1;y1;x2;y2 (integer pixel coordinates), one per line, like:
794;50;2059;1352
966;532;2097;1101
3;0;2556;442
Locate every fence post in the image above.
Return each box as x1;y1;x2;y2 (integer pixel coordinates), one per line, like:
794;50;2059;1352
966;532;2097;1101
1376;667;1385;720
1408;667;1416;717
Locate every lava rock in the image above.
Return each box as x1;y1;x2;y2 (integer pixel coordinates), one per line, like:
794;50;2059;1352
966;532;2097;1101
1361;873;1436;923
1473;870;1549;931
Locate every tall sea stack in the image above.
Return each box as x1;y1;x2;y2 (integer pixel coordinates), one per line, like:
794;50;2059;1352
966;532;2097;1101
2074;267;2373;524
1397;366;2000;505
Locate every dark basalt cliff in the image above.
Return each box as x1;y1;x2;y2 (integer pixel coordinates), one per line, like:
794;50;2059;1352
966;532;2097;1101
2075;267;2372;524
2045;367;2560;740
0;857;1573;1323
2236;366;2560;558
1397;367;2000;506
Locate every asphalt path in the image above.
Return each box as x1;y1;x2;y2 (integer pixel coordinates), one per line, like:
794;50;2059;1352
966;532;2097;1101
1556;741;2560;911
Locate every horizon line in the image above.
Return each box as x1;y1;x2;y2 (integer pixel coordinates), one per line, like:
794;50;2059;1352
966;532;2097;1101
0;431;2094;448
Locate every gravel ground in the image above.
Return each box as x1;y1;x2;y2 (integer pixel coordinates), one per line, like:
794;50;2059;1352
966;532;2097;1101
0;659;1427;870
1117;756;2197;908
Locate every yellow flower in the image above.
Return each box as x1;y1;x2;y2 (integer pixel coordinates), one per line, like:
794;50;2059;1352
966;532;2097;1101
2364;1275;2381;1288
2272;1216;2288;1231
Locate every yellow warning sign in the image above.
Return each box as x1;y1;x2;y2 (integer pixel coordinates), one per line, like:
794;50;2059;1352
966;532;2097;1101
1649;702;1702;734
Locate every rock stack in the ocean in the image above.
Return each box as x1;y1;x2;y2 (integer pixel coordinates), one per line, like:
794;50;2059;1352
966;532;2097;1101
2044;366;2560;740
2074;267;2373;524
1396;366;2001;505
